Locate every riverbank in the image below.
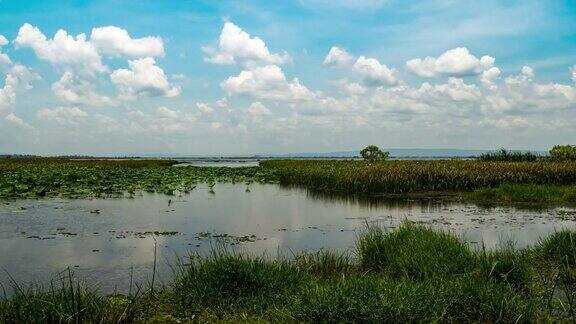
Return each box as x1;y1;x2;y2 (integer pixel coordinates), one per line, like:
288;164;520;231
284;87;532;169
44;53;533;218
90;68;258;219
2;223;575;322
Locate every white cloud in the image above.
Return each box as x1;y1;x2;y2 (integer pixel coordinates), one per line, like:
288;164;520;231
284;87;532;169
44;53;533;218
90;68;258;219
156;106;179;119
0;35;12;67
90;26;164;58
406;47;495;78
110;57;180;99
521;65;534;78
248;102;271;116
353;56;397;86
15;23;106;75
196;102;214;113
216;97;228;108
0;64;38;112
323;47;354;67
5;113;33;129
52;71;114;106
203;22;290;67
37;106;87;125
221;65;313;101
479;67;501;90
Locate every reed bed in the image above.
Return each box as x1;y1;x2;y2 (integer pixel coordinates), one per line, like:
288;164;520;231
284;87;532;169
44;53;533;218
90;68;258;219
2;224;576;322
261;160;576;194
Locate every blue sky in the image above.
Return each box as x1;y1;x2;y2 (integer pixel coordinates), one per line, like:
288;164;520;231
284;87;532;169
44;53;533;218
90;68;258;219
0;0;575;155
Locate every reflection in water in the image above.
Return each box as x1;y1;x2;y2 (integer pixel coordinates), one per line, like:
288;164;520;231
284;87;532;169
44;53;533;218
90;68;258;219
1;183;575;294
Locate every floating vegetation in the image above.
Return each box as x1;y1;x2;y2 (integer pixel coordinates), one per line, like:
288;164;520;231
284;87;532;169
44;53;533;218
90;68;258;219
262;160;576;195
0;159;278;198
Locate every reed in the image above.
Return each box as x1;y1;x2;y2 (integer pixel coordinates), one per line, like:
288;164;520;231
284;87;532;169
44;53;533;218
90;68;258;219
262;159;576;194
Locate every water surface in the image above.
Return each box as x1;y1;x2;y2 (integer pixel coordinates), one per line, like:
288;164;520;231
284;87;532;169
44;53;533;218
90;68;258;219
1;183;575;294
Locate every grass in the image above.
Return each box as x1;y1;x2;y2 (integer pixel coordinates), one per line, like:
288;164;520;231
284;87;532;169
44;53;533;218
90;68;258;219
0;158;278;198
3;224;576;322
262;160;576;205
468;184;576;205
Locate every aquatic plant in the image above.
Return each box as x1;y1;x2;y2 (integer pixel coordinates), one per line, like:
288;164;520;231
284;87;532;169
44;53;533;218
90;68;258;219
0;159;278;198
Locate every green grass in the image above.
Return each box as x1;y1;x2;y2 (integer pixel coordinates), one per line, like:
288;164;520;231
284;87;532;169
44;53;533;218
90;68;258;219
262;160;576;205
0;158;278;198
3;224;576;322
468;184;576;205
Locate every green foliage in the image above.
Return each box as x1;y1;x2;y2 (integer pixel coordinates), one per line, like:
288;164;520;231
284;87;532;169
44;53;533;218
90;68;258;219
479;148;539;162
262;159;576;194
0;159;278;198
357;223;473;280
550;145;576;161
360;145;390;161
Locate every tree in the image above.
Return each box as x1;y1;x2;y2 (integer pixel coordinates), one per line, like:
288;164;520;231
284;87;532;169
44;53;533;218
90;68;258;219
550;145;576;161
360;145;389;161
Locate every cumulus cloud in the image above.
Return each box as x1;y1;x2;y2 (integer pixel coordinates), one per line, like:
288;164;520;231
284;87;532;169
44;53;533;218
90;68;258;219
571;65;576;83
323;47;354;67
0;35;12;67
353;56;397;86
203;22;290;67
406;47;495;78
196;102;214;113
479;67;501;90
52;72;115;106
110;57;180;99
15;23;106;75
323;47;397;86
37;106;87;125
248;101;271;116
0;64;38;111
90;26;164;58
5;113;33;129
221;65;313;101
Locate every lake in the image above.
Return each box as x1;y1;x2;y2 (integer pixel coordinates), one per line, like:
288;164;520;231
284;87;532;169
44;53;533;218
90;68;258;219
1;182;575;294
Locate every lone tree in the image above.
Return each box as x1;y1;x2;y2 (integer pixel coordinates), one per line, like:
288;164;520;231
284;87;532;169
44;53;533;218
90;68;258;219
360;145;390;161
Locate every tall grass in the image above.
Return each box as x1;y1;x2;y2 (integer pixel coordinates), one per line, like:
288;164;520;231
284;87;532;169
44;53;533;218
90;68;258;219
262;160;576;194
3;224;576;322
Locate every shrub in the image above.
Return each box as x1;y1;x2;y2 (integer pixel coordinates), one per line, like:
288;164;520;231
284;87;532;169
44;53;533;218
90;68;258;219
479;148;539;162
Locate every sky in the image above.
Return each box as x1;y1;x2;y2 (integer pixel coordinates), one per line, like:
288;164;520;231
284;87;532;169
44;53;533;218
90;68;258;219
0;0;575;156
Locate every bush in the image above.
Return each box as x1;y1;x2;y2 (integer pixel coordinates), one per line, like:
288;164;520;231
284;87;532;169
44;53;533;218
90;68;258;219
360;145;389;161
479;148;539;162
550;145;576;161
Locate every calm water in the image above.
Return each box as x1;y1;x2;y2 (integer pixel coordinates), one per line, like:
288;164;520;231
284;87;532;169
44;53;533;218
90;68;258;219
1;183;575;294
